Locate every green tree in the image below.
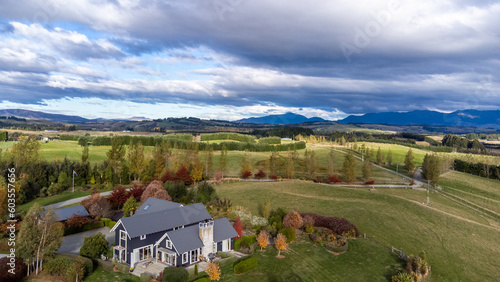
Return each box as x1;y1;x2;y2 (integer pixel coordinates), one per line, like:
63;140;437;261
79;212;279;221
269;149;280;176
123;195;138;217
343;152;356;182
219;145;228;178
404;149;415;173
57;171;71;189
376;147;383;165
79;232;109;258
153;142;166;179
10;135;40;168
327;149;335;175
205;145;214;178
363;158;372;180
128;141;144;181
81;145;89;164
422;153;441;185
305;150;318;179
285;150;295;179
386;149;393;165
106;137;125;185
241;150;252;176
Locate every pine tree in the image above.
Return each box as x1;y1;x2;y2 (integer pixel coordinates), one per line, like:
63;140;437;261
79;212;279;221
343;152;356;182
404;149;415;173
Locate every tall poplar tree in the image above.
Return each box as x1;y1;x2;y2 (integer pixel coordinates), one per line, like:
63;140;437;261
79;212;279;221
343;152;356;182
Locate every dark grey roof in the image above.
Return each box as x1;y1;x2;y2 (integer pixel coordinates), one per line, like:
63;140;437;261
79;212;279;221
120;202;212;238
52;205;89;221
134;197;182;216
166;224;204;254
213;218;238;242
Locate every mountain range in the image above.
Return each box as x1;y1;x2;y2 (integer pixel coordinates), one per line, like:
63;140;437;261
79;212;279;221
1;108;499;129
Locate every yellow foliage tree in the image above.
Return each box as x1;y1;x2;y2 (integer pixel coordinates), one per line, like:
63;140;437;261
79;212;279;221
257;230;269;251
206;261;221;281
190;155;204;182
274;233;288;257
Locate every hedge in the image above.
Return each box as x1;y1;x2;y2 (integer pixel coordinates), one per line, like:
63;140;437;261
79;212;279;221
278;227;296;242
99;217;117;228
64;220;104;236
301;213;360;237
45;255;94;280
258;136;281;145
201;133;256;143
233;257;258;274
117;262;130;273
453;159;500;180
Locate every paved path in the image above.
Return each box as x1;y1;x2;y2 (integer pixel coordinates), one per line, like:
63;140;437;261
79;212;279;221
44;189;130;210
56;227;114;255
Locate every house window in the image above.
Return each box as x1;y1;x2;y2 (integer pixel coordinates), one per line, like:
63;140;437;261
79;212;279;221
182;252;188;264
120;230;127;240
213;242;217;253
140;234;146;240
166;239;172;249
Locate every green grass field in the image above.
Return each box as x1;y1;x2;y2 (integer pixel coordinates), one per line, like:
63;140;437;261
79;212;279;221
215;176;500;281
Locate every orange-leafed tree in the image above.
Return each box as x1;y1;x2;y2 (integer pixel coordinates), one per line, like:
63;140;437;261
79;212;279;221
283;210;303;229
233;216;243;239
205;261;221;281
257;230;269;251
140;180;172;203
274;233;288;257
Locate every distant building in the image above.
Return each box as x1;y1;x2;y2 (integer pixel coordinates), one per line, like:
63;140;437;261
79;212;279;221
281;137;293;141
50;205;90;222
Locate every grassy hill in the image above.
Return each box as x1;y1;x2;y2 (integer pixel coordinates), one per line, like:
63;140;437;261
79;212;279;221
215;174;500;281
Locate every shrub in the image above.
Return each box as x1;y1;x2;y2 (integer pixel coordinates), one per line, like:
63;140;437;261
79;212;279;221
162;266;189;282
129;184;145;200
301;213;360;237
117;262;129;273
283;210;303;229
364;180;375;185
342;229;357;238
81;193;112;218
79;232;110;258
193;278;210;282
254;169;266;179
305;225;314;233
0;257;27;282
302;215;314;227
233;257;258;274
270;175;278;180
108;186;129;208
327;175;342;183
45;255;74;277
241;170;252;179
259;200;272;219
314;177;324;183
99;217;117;228
64;220;104;236
392;271;417;282
141;180;172;203
279;227;296;242
141;272;153;282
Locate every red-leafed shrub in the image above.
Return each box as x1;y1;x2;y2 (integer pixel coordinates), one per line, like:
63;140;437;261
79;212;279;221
409;180;416;186
233;216;243;239
283;210;303;229
174;166;193;185
314;177;324;183
327;175;342;183
300;212;360;237
254;169;266;179
128;184;145;201
161;170;175;183
241;170;252;179
0;257;27;282
270;175;278;180
64;214;92;228
364;180;375;185
108;186;129;208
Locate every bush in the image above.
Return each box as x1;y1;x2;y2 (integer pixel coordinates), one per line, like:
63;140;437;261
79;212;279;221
392;271;417;282
327;175;342;183
162;266;189;282
279;227;296;242
0;257;27;282
80;232;110;258
235;235;257;250
193;278;210;282
99;217;117;228
117;262;129;273
301;212;360;237
45;255;87;280
78;255;94;277
140;272;152;282
364;180;375;185
283;210;303;229
233;257;258;274
64;220;105;235
305;225;314;233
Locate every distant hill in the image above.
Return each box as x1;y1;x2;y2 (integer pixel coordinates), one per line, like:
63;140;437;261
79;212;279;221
0;109;91;123
339;110;500;129
238;112;327;124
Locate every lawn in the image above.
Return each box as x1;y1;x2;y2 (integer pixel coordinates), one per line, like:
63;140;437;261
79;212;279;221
217;235;403;281
84;266;141;282
216;180;500;281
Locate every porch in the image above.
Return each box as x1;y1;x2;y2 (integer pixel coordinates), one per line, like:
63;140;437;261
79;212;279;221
131;260;167;278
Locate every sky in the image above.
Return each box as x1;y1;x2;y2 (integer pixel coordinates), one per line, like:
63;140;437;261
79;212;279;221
0;0;499;121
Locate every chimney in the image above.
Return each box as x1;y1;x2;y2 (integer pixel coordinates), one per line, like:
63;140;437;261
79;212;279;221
199;221;214;260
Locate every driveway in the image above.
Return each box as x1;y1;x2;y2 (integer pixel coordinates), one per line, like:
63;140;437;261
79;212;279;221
44;190;124;210
56;227;115;255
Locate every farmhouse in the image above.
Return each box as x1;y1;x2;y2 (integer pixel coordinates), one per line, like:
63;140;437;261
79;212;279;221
110;197;238;269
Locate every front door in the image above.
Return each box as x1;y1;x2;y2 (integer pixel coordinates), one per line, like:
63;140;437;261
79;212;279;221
120;250;126;262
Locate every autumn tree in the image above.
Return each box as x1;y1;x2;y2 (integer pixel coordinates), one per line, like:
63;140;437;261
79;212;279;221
362;158;372;180
11;135;40;168
106;137;126;185
257;230;269;251
327;149;335;175
240;150;252;177
274;233;288;257
269;149;280;176
140;180;172;203
376;147;383;165
305;150;318;179
404;149;415;173
0;176;8;218
152;142;167;179
343;152;357;182
128;141;144;181
219;145;228;178
285;150;295;179
81;193;112;218
283;210;303;229
386;149;393;165
174;165;193;185
108;186;129;208
123;196;138;217
233;216;243;239
205;262;221;281
190;154;204;183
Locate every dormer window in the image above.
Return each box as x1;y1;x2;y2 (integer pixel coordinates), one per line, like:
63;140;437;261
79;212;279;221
140;234;146;240
166;239;172;248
